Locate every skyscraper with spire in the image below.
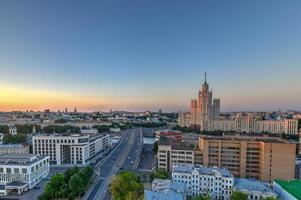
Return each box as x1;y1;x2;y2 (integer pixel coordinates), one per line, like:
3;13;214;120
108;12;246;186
191;73;220;131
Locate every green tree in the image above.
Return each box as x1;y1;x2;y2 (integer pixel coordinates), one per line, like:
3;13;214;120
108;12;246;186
192;194;211;200
3;134;27;144
80;166;94;186
150;170;169;180
44;173;66;199
110;171;144;200
153;141;158;153
69;174;85;199
230;191;248;200
64;167;80;183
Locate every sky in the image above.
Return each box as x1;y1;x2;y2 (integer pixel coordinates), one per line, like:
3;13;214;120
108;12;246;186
0;0;300;112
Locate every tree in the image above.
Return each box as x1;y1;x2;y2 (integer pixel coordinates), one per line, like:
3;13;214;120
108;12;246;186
192;194;211;200
230;191;248;200
44;173;66;199
150;170;169;180
153;141;158;153
110;171;144;200
69;174;85;199
3;134;27;144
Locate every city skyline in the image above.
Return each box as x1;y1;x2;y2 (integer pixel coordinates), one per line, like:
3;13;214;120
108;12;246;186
1;0;301;112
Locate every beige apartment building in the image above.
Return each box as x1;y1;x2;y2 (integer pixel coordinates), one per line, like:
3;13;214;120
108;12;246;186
198;135;296;182
158;145;196;172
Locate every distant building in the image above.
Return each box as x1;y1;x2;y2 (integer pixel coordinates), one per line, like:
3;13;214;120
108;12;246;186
144;178;186;200
172;164;234;199
33;133;110;165
234;178;277;200
155;129;182;142
0;153;49;196
0;144;29;154
109;127;121;132
80;128;99;134
178;112;191;128
8;125;17;135
273;179;301;200
189;74;299;135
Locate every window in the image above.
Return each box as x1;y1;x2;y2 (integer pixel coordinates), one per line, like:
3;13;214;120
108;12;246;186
14;168;19;174
0;168;3;173
6;168;11;173
22;168;27;173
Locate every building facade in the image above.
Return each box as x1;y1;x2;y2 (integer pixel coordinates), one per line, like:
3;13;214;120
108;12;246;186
198;135;296;181
172;164;234;199
178;112;191;128
32;133;110;165
0;154;49;196
158;145;195;172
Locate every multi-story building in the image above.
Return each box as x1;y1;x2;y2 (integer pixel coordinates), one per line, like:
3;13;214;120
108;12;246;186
172;164;234;199
234;178;277;200
178;112;191;128
187;75;299;135
190;73;220;131
158;144;195;172
0;153;49;196
0;144;29;154
32;133;110;165
198;135;296;181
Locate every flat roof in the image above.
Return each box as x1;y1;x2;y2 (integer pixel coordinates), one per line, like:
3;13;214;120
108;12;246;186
0;153;48;166
274;179;301;199
0;144;25;148
172;164;233;178
200;135;291;144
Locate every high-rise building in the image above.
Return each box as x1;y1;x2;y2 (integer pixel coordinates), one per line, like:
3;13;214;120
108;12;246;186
191;73;217;131
186;74;299;135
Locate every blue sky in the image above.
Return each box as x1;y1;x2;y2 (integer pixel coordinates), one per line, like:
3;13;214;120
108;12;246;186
0;0;300;112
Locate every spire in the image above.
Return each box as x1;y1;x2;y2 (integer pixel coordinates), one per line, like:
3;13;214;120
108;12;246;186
205;72;207;84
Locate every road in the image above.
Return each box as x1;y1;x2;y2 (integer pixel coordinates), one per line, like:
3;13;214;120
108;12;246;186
84;127;143;200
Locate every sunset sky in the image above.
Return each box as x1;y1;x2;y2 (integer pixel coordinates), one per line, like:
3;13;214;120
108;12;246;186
0;0;301;112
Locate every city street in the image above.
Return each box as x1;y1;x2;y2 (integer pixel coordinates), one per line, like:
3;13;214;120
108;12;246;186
84;127;143;200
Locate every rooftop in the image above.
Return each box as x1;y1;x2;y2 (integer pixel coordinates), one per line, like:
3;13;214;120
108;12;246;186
172;164;233;178
145;178;186;200
0;144;26;148
274;179;301;199
235;178;273;193
144;189;184;200
200;134;290;144
0;153;48;166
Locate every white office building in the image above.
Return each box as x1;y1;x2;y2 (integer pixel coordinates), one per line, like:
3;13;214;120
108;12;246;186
0;153;49;196
172;165;234;200
32;133;110;165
